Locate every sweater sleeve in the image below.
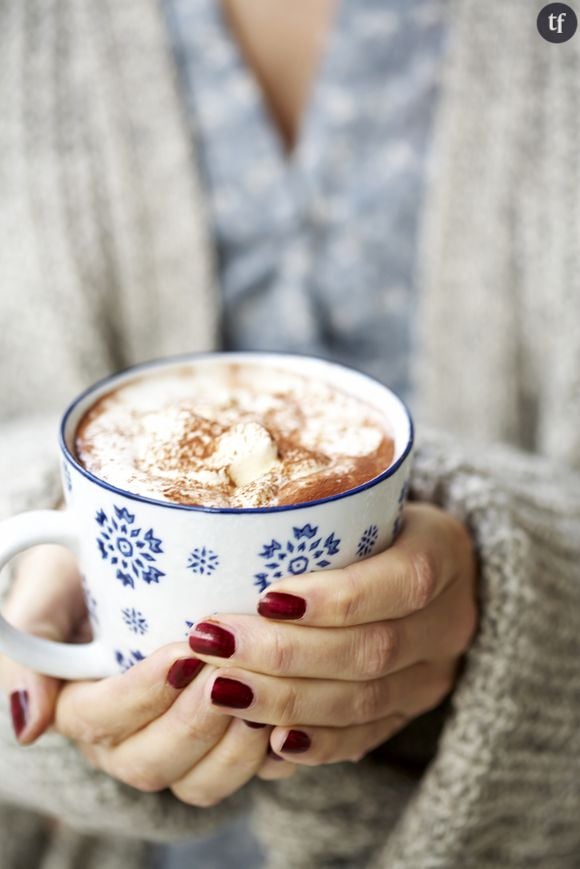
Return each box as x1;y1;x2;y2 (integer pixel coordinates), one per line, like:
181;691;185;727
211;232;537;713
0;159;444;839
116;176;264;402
251;428;580;869
0;415;253;840
0;415;64;519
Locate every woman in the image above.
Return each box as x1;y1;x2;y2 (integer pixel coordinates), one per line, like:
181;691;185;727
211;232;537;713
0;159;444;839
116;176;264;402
1;1;579;867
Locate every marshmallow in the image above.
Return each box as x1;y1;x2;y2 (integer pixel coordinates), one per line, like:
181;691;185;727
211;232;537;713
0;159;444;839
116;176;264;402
211;422;280;487
75;364;394;507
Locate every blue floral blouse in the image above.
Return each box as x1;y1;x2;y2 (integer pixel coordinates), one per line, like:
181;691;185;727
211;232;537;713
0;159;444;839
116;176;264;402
163;0;448;404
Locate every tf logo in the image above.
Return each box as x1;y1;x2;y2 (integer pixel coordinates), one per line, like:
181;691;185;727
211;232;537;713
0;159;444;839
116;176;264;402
537;3;578;42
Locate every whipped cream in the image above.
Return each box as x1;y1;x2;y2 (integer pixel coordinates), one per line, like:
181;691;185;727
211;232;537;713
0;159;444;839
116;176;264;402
75;364;394;507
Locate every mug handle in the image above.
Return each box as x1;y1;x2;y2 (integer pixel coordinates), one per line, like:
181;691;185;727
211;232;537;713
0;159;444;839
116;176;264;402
0;511;113;679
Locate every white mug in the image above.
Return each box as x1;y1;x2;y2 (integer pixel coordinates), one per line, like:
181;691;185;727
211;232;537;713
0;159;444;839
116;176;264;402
0;353;414;680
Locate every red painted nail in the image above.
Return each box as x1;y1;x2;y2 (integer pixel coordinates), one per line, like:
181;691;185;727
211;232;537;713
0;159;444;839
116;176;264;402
281;729;311;753
10;690;29;739
166;657;204;689
258;592;306;620
189;622;235;658
211;677;254;709
244;720;267;729
267;746;284;761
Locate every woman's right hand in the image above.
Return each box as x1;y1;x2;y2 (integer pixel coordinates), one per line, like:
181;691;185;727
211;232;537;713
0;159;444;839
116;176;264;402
0;545;295;807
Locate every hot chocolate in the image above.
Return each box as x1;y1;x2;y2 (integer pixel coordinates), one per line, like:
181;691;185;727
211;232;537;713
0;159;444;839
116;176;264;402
75;364;395;508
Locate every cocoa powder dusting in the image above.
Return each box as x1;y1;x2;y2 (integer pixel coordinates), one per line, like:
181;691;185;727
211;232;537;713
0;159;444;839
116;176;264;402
74;365;396;507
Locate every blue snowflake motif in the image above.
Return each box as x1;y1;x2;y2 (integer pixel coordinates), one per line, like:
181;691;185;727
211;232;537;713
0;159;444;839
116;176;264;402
62;460;72;493
357;525;379;558
393;514;404;539
254;524;341;592
122;607;149;636
398;480;410;506
115;649;145;672
392;479;410;540
96;505;165;589
80;575;99;626
187;546;219;576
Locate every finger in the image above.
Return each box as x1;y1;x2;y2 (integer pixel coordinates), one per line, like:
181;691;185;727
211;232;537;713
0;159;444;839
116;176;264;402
256;503;475;626
0;545;84;744
78;664;234;792
189;576;475;680
269;714;408;766
2;545;86;638
256;753;298;780
170;718;273;807
206;660;455;728
55;643;205;745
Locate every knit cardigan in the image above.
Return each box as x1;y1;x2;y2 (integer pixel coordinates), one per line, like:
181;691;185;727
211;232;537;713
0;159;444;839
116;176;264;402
1;1;580;867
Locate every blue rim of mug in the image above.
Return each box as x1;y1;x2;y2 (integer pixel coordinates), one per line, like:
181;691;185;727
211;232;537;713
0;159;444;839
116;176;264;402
60;351;415;514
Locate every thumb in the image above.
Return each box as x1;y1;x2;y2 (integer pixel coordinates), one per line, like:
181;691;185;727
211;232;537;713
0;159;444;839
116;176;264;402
0;544;85;745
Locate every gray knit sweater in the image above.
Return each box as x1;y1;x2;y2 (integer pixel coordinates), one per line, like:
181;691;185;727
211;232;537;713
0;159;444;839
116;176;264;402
1;1;580;867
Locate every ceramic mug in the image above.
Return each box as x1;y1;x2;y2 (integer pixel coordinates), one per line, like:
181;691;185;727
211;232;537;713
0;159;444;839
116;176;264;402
0;353;414;680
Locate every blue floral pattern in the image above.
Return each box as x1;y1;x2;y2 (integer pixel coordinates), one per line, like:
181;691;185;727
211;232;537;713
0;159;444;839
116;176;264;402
62;460;72;493
122;607;149;636
392;478;410;539
399;480;410;506
254;524;341;592
96;506;165;589
115;649;145;672
187;546;219;576
357;525;379;558
81;574;99;626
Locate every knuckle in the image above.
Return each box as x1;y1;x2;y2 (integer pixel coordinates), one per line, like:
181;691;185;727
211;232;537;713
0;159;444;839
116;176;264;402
65;706;110;747
266;629;294;675
59;687;123;748
127;693;162;727
76;742;103;771
354;624;399;680
408;550;437;611
274;685;301;725
334;564;365;626
219;738;261;774
171;783;222;808
111;758;165;793
351;680;385;726
173;709;217;748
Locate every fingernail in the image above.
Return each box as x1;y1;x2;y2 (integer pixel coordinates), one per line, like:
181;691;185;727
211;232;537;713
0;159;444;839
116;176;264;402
189;622;235;658
267;746;284;761
258;592;306;620
211;677;253;709
281;729;311;753
166;657;204;689
244;720;267;729
10;690;29;740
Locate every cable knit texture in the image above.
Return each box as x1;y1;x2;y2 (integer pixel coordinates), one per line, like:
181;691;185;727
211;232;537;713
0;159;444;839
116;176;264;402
1;1;579;867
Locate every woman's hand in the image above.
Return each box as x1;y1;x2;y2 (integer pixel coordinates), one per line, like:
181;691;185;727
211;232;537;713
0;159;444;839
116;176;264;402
189;503;478;765
0;544;86;743
0;546;295;806
53;643;295;805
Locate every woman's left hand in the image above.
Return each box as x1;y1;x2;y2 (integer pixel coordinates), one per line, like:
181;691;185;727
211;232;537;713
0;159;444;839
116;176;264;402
189;503;478;768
